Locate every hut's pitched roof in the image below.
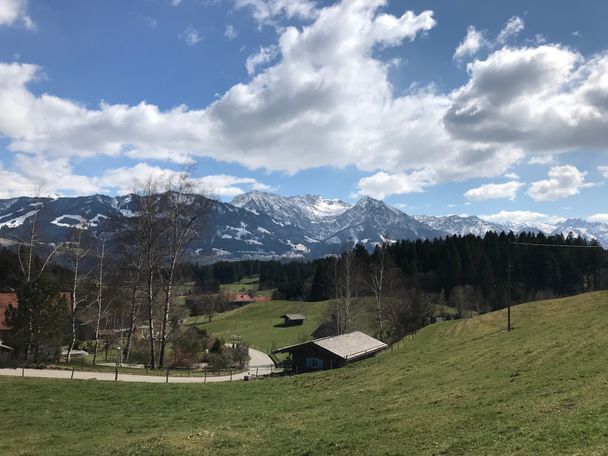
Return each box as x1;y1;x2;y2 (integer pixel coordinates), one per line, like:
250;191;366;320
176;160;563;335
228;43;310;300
274;331;387;361
281;313;306;321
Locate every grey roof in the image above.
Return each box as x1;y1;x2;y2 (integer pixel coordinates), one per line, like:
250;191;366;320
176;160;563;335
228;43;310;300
314;331;387;360
281;313;306;320
274;331;387;361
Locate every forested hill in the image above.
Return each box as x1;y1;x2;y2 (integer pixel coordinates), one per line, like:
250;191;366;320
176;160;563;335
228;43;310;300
195;231;607;313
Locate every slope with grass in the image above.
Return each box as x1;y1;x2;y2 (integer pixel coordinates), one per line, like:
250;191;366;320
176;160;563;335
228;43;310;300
2;292;608;455
184;297;377;350
185;299;331;350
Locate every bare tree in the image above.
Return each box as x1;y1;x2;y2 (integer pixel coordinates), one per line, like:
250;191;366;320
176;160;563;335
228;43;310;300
157;173;209;368
63;220;92;362
366;247;386;339
13;185;62;360
91;240;107;365
133;179;165;369
334;249;359;334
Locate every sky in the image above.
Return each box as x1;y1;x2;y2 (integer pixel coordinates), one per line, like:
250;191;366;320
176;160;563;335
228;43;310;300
0;0;607;225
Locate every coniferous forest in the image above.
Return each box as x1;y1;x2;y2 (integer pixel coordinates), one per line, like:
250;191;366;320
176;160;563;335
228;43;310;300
195;231;607;313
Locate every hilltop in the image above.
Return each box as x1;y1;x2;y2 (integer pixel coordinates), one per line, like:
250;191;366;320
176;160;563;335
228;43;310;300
2;291;607;455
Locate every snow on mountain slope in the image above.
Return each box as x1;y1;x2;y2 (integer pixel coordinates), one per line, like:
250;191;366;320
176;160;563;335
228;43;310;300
0;192;606;261
414;214;503;237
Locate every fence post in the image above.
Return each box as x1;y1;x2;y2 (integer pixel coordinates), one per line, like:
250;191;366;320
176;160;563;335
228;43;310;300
71;367;75;379
204;369;207;383
81;358;84;371
21;366;24;377
114;365;118;381
166;369;170;384
256;367;259;376
230;370;233;382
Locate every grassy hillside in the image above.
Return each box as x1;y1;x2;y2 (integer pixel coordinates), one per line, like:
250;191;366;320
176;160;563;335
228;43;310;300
185;298;377;350
2;291;608;455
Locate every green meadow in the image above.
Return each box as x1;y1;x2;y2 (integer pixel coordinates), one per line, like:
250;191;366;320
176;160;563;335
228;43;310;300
2;291;608;455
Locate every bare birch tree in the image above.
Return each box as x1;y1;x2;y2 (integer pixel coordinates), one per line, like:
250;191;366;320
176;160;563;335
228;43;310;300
13;185;61;360
157;173;209;368
366;247;386;339
63;220;92;362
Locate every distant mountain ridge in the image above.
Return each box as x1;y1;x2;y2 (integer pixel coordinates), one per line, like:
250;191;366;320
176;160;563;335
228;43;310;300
0;191;605;262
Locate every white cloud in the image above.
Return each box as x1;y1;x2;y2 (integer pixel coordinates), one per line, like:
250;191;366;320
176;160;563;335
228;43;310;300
496;16;524;44
354;171;431;199
245;45;278;76
454;26;485;61
179;26;202;46
235;0;318;24
96;164;271;197
464;180;524;201
0;0;34;29
445;45;608;154
528;155;558;166
599;166;608;178
480;210;565;226
3;2;608;201
587;213;608;223
0;157;271;199
171;0;183;6
528;165;587;202
225;24;237;40
505;172;519;179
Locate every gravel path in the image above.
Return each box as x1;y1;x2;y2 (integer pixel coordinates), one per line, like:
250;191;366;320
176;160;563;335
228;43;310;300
0;348;277;384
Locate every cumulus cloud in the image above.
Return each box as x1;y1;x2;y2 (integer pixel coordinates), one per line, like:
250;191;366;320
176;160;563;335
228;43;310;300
445;45;608;154
480;210;565;226
2;1;608;201
0;0;34;29
245;45;278;75
96;164;271;197
587;213;608;223
354;171;431;199
179;26;202;46
599;165;608;178
454;26;485;61
528;165;587;202
464;180;524;201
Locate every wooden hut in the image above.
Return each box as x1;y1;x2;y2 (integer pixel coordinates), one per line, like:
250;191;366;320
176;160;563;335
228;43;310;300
273;331;387;374
280;313;306;326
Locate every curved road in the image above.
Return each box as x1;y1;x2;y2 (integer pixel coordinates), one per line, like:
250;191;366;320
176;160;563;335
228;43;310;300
0;348;276;383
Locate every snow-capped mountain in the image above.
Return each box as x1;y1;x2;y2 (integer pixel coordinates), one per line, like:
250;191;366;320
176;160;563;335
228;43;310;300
232;191;352;239
414;214;503;237
0;191;605;262
550;218;608;247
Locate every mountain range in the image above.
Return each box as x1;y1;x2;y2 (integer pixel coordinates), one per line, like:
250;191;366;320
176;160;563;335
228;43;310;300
0;191;605;262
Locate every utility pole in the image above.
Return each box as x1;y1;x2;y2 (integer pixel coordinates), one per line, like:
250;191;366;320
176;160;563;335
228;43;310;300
507;244;512;332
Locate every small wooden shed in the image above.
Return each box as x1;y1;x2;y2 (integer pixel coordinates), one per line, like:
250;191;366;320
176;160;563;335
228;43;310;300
280;313;306;326
0;339;14;360
273;331;387;374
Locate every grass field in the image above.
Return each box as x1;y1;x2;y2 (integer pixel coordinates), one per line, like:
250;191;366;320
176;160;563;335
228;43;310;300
2;291;608;455
184;298;377;350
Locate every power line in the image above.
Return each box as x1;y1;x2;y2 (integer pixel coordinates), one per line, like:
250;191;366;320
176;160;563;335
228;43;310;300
509;241;605;250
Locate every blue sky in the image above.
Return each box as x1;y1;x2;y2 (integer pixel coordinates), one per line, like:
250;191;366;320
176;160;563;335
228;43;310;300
0;0;607;225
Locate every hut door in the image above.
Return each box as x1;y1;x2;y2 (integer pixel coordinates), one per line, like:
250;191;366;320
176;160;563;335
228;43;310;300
306;357;324;370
